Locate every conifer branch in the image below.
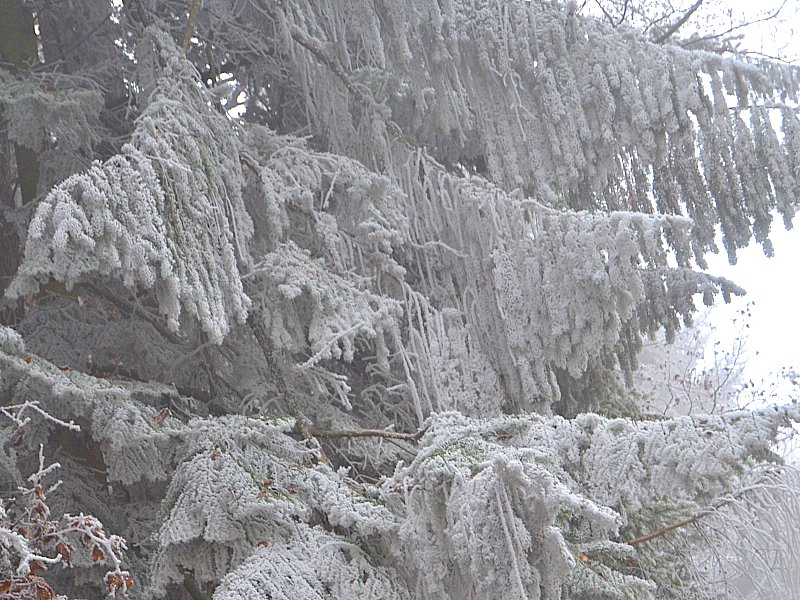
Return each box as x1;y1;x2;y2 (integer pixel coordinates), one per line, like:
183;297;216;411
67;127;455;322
627;480;768;546
0;1;40;205
81;282;184;344
29;280;183;344
253;0;439;165
55;9;114;63
248;312;330;464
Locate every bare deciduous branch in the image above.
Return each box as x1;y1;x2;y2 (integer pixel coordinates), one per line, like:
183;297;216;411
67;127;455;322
654;0;703;44
680;0;789;49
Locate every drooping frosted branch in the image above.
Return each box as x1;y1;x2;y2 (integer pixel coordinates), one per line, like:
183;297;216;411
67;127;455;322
7;30;252;344
270;0;799;260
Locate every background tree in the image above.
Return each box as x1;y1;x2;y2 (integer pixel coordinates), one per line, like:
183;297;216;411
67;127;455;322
635;304;750;416
1;0;800;598
636;303;800;418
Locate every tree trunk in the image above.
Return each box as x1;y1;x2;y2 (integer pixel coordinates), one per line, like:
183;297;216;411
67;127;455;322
0;0;39;307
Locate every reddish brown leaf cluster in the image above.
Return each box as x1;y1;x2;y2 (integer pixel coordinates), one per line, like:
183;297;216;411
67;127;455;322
104;572;133;596
0;575;63;600
54;543;71;566
1;459;131;599
152;407;171;423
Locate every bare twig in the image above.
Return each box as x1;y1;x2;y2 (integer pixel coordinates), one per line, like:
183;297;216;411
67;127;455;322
616;0;629;26
654;0;703;44
680;0;788;49
0;401;80;432
627;511;707;546
303;426;426;442
592;0;615;26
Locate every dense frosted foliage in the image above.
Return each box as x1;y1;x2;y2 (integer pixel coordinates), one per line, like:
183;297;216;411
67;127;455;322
6;30;252;343
1;0;800;598
272;0;798;260
3;330;798;598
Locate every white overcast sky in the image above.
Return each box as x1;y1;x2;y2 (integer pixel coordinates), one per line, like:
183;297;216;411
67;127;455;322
703;224;800;383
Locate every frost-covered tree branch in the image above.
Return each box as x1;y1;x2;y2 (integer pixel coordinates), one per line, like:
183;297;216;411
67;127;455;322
1;1;799;598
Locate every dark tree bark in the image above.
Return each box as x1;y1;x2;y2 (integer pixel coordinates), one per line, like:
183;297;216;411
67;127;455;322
0;0;39;308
